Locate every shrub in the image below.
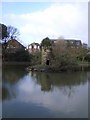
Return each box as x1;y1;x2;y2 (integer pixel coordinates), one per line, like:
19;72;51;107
3;49;32;62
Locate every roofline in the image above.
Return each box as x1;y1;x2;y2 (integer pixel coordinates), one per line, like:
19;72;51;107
7;39;25;48
50;39;82;41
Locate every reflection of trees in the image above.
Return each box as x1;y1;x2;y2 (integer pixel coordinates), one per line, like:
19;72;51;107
31;71;88;95
87;72;90;81
2;65;27;84
30;72;52;92
2;87;11;100
2;65;27;100
0;88;2;100
2;82;16;100
57;86;75;98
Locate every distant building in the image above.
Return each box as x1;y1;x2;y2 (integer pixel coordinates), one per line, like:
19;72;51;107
82;43;88;49
41;38;82;65
65;39;82;48
28;42;41;54
50;39;82;48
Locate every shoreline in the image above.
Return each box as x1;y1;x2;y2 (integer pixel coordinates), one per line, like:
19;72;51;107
2;62;31;65
2;62;90;72
26;64;90;73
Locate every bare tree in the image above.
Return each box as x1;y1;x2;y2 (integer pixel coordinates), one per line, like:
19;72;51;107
7;25;20;40
53;40;66;56
58;35;64;40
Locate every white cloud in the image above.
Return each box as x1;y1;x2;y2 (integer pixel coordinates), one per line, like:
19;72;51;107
2;3;88;46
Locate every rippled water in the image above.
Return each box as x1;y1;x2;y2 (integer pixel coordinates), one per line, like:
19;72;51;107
2;65;89;118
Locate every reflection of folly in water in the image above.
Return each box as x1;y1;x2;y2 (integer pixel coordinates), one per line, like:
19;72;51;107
30;71;88;97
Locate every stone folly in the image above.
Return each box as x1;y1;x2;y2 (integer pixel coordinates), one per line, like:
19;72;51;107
41;47;51;65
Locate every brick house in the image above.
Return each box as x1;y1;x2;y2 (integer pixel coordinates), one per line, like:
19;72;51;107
3;39;25;53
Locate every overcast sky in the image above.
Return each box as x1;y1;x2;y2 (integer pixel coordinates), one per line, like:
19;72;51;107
1;1;88;47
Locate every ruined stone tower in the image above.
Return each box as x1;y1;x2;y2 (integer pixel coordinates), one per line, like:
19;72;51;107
41;47;51;65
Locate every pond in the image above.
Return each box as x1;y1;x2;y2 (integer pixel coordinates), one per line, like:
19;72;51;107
1;65;89;118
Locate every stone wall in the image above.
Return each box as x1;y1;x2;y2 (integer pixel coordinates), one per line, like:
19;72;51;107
41;48;51;65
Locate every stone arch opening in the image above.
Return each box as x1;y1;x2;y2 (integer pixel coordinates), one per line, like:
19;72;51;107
46;59;50;65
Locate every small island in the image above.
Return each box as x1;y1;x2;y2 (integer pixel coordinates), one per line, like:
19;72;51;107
26;37;90;72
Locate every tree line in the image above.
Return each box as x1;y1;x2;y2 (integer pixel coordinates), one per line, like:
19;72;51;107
0;23;90;68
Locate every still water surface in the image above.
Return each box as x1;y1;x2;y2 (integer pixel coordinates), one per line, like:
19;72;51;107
2;65;89;118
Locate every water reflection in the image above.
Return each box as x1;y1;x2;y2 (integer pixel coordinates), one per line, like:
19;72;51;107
2;65;89;118
2;66;88;100
33;72;88;92
2;65;28;100
2;65;28;84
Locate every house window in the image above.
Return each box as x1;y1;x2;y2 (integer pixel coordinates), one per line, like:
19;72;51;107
70;41;74;44
76;42;80;45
